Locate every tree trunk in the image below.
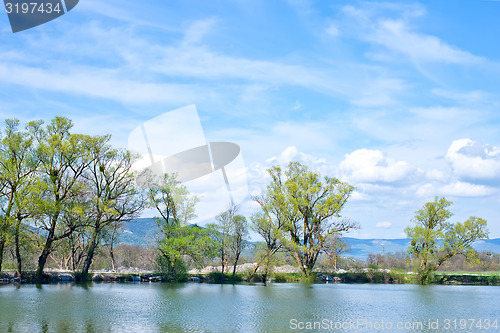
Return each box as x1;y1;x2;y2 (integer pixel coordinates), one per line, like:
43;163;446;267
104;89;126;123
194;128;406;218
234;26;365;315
14;220;22;278
219;248;226;283
81;233;99;281
36;234;55;281
0;236;5;274
109;226;117;270
294;251;308;276
247;262;260;282
110;248;116;270
231;252;240;281
263;262;269;283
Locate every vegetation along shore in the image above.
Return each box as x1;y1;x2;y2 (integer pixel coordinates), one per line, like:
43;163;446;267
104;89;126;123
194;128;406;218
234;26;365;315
0;117;497;285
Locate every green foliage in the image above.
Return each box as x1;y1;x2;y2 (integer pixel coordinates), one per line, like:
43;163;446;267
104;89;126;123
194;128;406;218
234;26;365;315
0;119;39;274
78;144;144;279
210;203;249;279
0;117;143;278
147;173;216;281
157;224;217;269
156;253;187;282
405;197;489;284
272;272;303;283
255;161;357;277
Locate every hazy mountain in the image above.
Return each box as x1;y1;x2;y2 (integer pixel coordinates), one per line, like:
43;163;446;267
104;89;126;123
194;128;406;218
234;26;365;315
120;218;500;260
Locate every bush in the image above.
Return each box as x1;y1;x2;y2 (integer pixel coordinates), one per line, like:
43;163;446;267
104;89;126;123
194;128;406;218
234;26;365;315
156;254;187;282
204;272;244;283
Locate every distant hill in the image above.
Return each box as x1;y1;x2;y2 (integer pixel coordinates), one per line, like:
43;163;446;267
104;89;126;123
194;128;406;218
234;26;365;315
120;218;500;260
343;237;411;260
342;237;500;260
120;218;159;246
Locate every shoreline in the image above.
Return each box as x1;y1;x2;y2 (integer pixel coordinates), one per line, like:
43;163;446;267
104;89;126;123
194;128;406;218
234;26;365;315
2;268;500;286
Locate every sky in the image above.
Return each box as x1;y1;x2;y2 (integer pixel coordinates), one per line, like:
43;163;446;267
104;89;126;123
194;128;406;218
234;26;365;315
1;0;500;239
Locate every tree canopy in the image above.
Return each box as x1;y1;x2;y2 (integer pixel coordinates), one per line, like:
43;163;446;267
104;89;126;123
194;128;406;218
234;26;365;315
405;197;489;284
255;162;358;277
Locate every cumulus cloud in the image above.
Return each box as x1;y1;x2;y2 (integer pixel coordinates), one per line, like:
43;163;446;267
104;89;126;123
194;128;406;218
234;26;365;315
376;221;392;228
440;181;496;197
416;183;434;197
425;169;448;182
415;181;496;198
247;146;331;195
265;146;327;169
446;139;500;181
339;149;415;184
351;191;371;201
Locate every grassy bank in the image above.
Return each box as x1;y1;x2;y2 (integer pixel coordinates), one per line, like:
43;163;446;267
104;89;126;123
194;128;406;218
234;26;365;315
432;272;500;285
3;269;500;285
199;270;500;285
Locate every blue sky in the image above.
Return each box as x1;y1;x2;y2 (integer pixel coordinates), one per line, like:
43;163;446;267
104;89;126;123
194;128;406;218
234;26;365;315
1;0;500;239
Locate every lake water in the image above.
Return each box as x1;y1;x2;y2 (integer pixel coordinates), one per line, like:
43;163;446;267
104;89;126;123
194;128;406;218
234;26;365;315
0;282;499;332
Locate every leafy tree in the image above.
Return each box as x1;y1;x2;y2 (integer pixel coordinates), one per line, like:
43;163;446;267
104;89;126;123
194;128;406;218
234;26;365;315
147;173;214;280
211;203;248;280
258;162;358;278
405;197;489;284
323;234;349;271
210;209;232;277
248;194;286;281
48;228;86;271
0;119;38;277
79;145;143;280
228;214;247;280
28;117;104;281
103;220;122;270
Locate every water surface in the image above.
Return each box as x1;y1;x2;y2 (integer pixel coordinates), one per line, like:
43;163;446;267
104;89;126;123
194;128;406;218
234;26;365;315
0;283;498;332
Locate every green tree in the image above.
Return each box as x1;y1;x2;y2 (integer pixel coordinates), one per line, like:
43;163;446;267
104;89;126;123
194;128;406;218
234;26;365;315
405;197;489;284
79;145;143;280
211;203;248;280
28;117;104;281
0;119;39;277
147;173;214;280
323;234;349;271
248;194;286;281
258;162;357;278
210;208;232;277
229;214;247;280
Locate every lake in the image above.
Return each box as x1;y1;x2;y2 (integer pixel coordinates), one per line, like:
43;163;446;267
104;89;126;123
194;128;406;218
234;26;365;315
0;282;499;332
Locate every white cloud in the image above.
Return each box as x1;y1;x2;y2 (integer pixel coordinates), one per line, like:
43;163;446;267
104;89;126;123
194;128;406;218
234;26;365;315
376;221;392;228
339;149;415;184
349;77;406;107
426;169;448;182
326;23;340;37
247;146;334;195
351;191;371;201
440;181;496;197
446;139;500;181
416;183;434;197
415;181;496;198
265;146;327;169
432;89;490;104
370;19;482;64
183;18;217;45
0;64;200;105
341;3;483;65
409;106;472;122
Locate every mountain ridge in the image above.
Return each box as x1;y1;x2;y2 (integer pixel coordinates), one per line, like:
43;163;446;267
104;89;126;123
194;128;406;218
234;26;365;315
121;218;500;260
